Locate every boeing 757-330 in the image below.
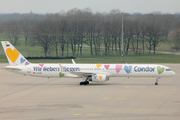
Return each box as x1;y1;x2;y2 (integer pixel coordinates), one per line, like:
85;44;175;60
1;41;175;85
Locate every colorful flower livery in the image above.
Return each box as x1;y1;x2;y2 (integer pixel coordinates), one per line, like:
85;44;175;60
1;41;175;86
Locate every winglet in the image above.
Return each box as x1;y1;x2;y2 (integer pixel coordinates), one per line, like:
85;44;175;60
59;63;65;72
72;59;76;64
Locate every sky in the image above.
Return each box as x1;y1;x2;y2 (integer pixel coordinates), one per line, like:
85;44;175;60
0;0;180;14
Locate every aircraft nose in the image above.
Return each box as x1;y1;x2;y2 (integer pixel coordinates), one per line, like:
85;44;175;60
172;71;176;76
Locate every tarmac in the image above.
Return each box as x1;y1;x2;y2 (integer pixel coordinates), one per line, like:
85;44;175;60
0;63;180;120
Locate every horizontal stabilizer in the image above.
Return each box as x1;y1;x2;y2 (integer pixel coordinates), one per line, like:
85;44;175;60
2;66;22;71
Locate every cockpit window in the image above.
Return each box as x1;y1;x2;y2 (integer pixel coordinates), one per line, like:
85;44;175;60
166;69;171;71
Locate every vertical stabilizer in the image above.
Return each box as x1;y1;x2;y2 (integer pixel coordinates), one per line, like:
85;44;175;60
1;41;30;66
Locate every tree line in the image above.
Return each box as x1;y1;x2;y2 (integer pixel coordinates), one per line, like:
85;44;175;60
0;8;180;57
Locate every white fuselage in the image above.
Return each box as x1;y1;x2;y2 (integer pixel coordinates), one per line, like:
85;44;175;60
7;63;175;78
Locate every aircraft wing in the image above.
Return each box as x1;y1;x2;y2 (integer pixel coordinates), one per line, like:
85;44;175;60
59;63;95;77
69;71;95;77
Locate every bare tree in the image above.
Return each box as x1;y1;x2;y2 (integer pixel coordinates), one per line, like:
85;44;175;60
20;17;32;45
32;15;54;57
139;16;148;54
85;10;97;55
4;20;21;45
1;10;180;57
133;20;141;54
103;17;112;56
93;13;103;56
124;19;134;55
148;13;164;54
168;20;180;49
55;14;67;56
161;14;177;39
109;9;122;55
66;8;82;56
0;23;4;35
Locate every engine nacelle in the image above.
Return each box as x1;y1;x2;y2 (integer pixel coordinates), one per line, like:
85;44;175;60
89;74;109;82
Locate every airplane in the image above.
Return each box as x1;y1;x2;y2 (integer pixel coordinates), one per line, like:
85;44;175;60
1;41;176;85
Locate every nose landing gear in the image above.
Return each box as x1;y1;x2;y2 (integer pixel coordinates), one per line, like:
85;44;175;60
155;77;160;85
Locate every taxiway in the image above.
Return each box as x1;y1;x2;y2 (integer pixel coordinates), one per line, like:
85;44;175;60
0;63;180;120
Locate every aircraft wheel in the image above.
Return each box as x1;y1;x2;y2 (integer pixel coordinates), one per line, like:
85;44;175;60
155;77;160;85
80;82;84;85
86;81;89;84
84;82;87;85
155;82;158;85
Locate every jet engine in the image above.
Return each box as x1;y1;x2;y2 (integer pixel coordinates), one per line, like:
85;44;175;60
89;74;109;82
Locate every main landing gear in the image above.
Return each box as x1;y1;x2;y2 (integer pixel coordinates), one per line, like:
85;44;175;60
80;77;89;85
155;77;160;85
80;81;89;85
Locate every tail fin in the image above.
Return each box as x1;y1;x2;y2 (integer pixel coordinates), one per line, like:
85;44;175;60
1;41;30;66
